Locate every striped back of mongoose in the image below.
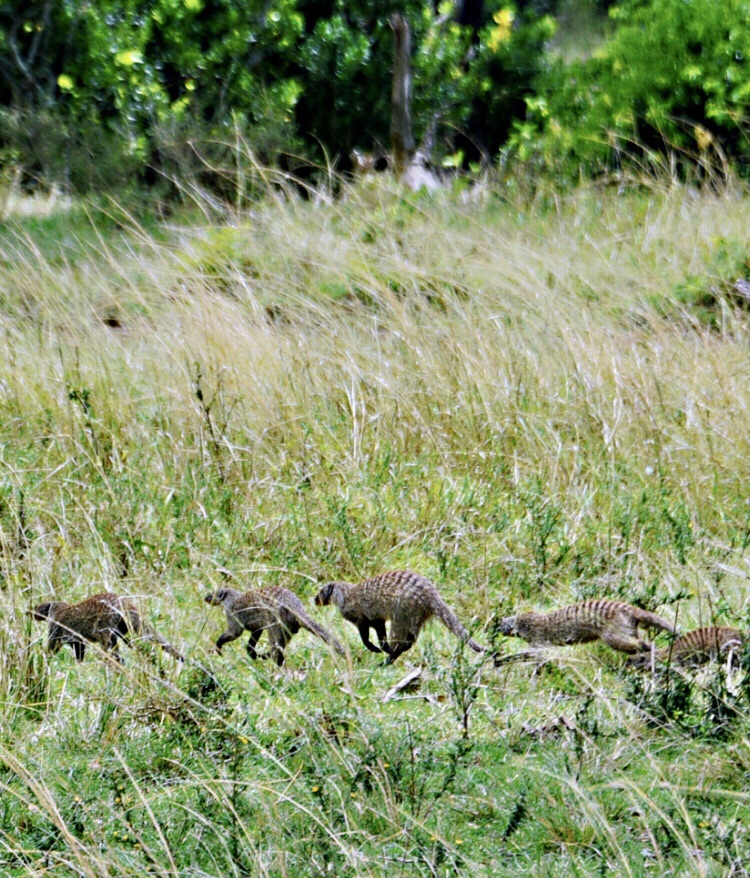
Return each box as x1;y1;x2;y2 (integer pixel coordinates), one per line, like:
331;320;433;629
204;586;345;666
29;593;184;662
497;599;677;655
629;626;744;669
314;570;485;664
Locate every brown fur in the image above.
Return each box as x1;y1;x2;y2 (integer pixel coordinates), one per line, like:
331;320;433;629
205;586;345;666
497;599;677;656
628;626;744;669
29;593;184;663
314;570;485;665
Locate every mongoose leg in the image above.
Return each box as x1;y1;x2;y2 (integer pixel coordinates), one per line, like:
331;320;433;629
601;629;645;654
372;619;392;653
384;636;416;665
216;629;243;654
245;630;262;660
73;640;86;661
215;613;247;654
358;622;384;653
269;626;292;667
385;620;418;664
107;630;124;651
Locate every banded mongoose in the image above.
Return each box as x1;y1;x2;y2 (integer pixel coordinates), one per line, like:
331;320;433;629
314;570;485;665
204;586;345;666
628;626;744;669
29;592;184;662
496;599;678;656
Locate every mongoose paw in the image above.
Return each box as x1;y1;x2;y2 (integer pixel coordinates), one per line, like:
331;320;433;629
491;651;507;667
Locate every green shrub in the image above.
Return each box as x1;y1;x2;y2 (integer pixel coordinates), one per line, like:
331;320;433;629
516;0;750;178
665;237;750;326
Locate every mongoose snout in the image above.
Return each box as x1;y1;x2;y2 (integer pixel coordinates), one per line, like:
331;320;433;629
204;589;229;606
314;583;335;606
496;617;518;637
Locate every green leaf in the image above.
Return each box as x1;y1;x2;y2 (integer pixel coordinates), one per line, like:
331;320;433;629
115;50;143;67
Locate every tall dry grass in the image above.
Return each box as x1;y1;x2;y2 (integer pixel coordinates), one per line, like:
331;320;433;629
0;179;748;875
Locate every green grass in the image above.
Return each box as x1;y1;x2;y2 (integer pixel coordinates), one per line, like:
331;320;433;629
1;176;750;875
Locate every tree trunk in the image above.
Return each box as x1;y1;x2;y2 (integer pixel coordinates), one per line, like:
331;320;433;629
389;14;415;176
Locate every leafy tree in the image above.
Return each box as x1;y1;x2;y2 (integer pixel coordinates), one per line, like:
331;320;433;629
296;1;555;167
0;0;304;189
0;0;556;191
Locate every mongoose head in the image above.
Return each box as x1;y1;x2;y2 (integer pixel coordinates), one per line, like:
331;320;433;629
315;581;354;609
205;589;234;606
497;616;519;637
625;652;654;670
28;601;69;621
314;584;336;606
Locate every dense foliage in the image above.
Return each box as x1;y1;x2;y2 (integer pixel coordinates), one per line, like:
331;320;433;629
0;0;554;191
517;0;750;178
1;0;749;193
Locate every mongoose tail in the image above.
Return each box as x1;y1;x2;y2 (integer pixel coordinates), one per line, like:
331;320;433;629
138;623;186;662
277;588;345;655
630;606;678;635
294;611;346;655
104;598;185;663
432;599;485;653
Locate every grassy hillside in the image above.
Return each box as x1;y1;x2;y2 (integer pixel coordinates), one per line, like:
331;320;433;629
1;178;750;876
